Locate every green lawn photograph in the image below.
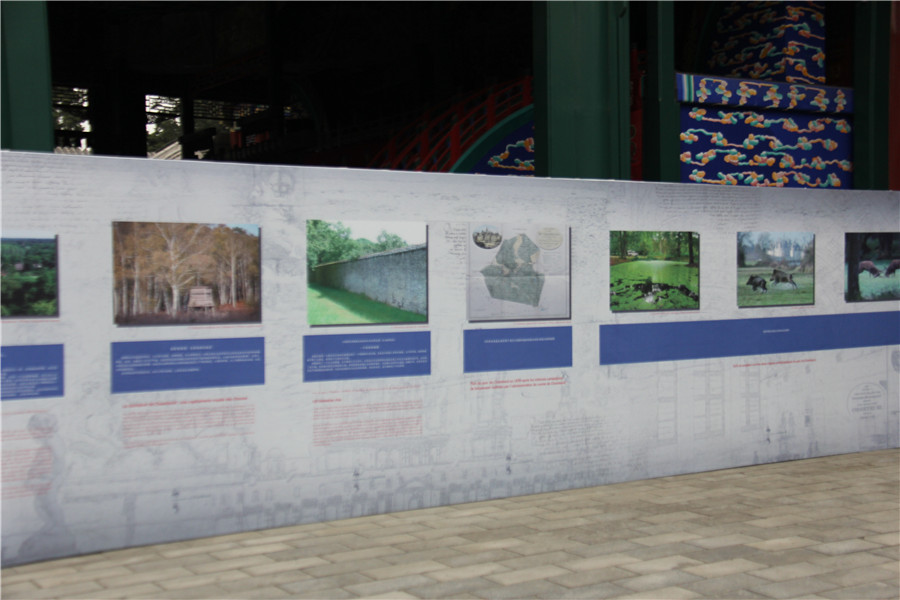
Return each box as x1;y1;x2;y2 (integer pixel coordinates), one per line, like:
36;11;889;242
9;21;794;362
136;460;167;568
307;220;427;326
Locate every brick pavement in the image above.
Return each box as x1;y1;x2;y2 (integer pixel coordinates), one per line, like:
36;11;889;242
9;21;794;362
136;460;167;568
3;449;897;599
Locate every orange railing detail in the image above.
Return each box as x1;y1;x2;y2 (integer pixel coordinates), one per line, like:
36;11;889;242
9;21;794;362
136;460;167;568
370;76;533;172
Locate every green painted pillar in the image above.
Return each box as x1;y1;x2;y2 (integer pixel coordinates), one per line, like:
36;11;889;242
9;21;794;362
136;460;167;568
534;1;630;179
853;2;890;190
1;1;54;151
642;1;680;183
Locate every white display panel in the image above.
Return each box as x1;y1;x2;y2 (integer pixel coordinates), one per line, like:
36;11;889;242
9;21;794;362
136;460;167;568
1;151;897;566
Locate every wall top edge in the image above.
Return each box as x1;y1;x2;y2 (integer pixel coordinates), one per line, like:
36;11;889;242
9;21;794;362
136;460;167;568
3;150;897;199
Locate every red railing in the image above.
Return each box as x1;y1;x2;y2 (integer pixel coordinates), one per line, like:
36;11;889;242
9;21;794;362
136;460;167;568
370;76;533;173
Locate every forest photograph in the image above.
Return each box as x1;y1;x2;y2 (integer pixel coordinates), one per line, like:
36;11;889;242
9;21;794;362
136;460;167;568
609;230;700;312
737;232;814;307
1;233;59;318
844;232;900;302
307;220;427;325
113;222;261;325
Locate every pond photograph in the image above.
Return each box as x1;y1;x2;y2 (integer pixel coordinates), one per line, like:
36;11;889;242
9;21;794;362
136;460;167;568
609;230;699;312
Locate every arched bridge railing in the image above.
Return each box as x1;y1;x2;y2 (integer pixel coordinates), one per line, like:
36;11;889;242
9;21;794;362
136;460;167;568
370;76;533;173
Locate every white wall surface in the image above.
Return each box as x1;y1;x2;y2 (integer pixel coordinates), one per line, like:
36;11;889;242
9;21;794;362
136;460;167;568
1;151;898;566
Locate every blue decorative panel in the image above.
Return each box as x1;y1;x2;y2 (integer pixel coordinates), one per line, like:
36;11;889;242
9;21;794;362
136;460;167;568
469;122;534;176
677;74;853;188
677;74;852;114
707;1;827;85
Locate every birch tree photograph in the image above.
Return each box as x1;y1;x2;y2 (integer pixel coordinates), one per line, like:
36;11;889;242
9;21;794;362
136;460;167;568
113;221;261;325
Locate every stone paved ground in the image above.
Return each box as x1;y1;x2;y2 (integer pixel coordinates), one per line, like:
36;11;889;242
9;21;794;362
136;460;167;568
3;449;897;599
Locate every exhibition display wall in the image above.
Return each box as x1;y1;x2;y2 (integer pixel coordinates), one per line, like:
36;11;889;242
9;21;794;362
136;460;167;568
1;151;898;566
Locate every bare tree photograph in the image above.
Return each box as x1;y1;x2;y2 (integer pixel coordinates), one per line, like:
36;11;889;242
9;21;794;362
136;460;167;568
113;221;261;325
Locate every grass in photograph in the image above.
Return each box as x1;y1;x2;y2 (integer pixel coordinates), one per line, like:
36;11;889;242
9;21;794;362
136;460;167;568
308;283;427;325
610;260;699;311
737;267;814;307
845;262;900;301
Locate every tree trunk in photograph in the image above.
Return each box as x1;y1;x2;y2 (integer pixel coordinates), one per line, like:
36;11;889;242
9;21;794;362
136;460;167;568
846;233;861;301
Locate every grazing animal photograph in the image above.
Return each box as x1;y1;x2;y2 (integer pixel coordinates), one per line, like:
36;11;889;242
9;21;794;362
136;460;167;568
845;232;900;302
770;268;798;289
745;275;768;293
737;231;814;307
858;260;882;277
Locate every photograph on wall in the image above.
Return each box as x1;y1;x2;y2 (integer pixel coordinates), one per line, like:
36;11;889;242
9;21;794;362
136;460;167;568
113;222;261;325
737;231;814;308
306;220;427;325
467;223;570;321
610;231;699;312
844;232;900;302
1;232;59;318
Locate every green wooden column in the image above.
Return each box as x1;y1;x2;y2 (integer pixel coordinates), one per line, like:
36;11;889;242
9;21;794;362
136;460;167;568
534;1;630;179
642;1;680;183
853;2;890;190
1;1;53;151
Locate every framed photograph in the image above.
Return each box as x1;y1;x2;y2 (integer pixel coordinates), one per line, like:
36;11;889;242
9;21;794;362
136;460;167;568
737;232;814;308
610;231;699;312
306;220;427;325
844;232;900;302
113;222;261;325
1;232;59;318
467;223;570;321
